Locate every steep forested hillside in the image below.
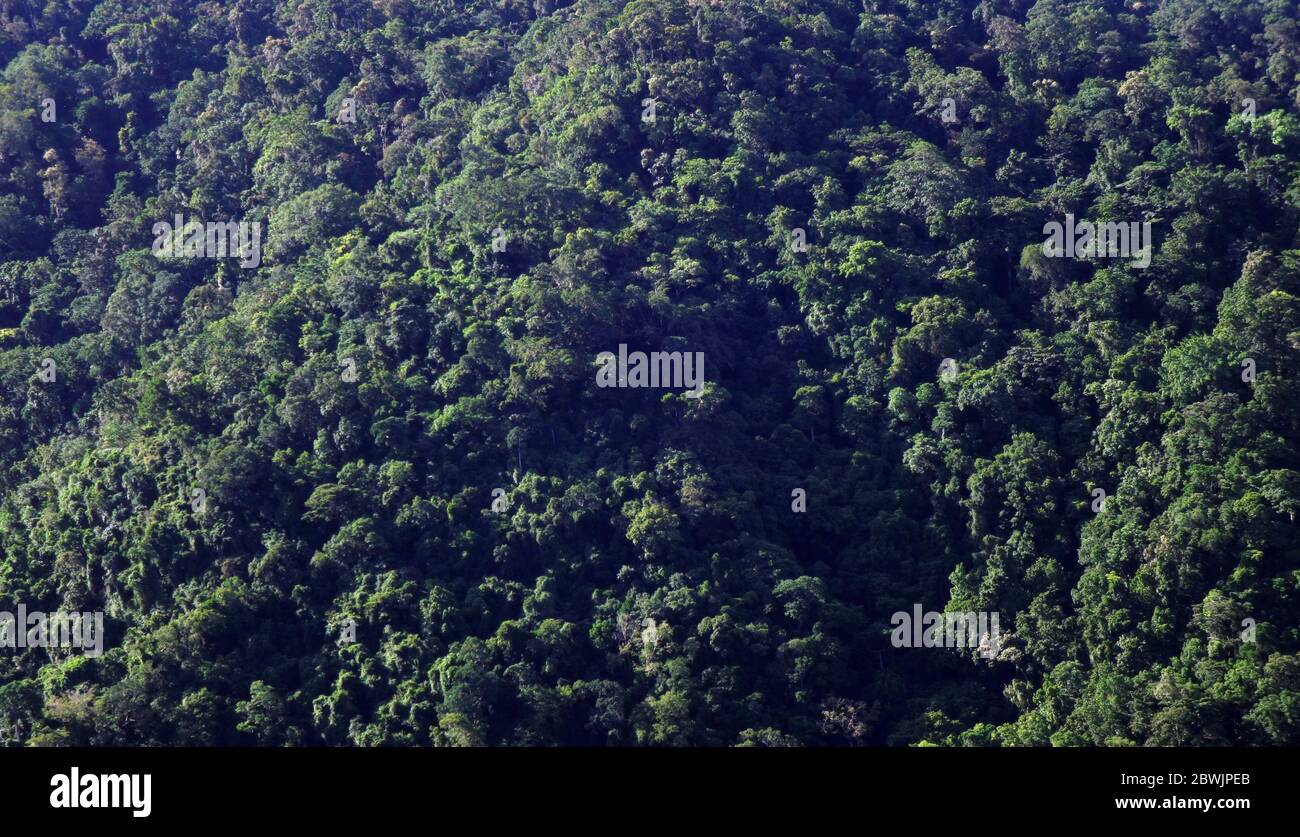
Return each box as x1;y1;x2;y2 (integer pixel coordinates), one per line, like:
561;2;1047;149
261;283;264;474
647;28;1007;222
0;0;1298;746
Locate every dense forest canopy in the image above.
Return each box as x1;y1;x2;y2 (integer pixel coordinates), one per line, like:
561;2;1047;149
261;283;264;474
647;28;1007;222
0;0;1298;746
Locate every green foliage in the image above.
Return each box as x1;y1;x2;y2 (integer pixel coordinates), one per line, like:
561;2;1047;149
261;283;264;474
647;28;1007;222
0;0;1297;747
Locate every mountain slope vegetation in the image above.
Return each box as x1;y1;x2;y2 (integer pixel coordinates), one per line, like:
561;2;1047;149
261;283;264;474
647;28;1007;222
0;0;1298;746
